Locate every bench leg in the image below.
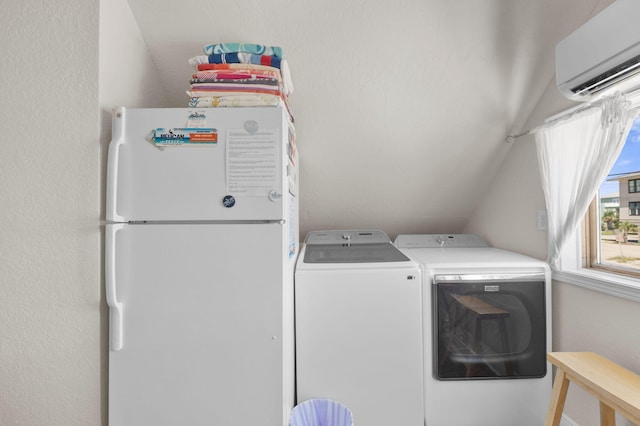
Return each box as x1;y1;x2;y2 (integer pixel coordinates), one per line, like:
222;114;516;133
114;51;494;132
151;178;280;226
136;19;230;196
599;401;615;426
545;369;570;426
497;318;513;375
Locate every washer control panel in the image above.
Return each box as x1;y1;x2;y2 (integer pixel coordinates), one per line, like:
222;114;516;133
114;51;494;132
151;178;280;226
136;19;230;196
304;230;392;245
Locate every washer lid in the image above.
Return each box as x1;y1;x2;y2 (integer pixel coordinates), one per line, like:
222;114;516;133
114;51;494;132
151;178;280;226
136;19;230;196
303;243;410;263
303;230;409;263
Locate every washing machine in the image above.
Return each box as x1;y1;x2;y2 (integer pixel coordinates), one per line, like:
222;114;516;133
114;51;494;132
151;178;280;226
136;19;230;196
394;234;552;426
295;230;424;426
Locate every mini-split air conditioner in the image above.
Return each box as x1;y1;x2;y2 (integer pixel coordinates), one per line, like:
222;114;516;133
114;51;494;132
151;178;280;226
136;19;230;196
556;0;640;99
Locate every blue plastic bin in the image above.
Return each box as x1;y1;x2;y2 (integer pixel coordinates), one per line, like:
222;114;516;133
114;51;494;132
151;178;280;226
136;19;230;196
290;399;354;426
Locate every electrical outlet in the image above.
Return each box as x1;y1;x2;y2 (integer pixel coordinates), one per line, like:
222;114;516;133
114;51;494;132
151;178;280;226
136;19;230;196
537;210;548;231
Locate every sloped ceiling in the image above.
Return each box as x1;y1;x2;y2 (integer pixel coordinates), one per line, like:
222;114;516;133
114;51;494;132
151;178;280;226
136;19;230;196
126;0;613;238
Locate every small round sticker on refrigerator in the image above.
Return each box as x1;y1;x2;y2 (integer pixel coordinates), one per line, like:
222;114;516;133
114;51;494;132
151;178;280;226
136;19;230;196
222;195;236;208
244;120;259;134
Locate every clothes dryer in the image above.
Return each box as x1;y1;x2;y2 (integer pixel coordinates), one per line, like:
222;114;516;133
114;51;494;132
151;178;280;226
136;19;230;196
295;230;424;426
394;234;552;426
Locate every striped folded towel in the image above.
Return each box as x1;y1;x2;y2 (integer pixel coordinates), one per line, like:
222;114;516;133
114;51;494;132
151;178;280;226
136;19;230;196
203;42;283;58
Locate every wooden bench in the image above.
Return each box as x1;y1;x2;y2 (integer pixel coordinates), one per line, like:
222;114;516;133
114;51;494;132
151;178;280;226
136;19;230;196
545;352;640;426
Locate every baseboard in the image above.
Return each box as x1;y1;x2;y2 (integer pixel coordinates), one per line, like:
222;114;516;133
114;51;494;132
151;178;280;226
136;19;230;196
560;414;579;426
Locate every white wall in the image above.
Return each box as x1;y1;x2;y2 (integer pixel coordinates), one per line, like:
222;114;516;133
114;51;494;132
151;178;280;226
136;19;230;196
464;76;581;259
99;0;168;134
0;0;101;425
466;79;640;426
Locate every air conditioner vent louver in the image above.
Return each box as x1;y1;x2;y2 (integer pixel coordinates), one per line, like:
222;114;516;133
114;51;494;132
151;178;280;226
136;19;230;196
571;54;640;96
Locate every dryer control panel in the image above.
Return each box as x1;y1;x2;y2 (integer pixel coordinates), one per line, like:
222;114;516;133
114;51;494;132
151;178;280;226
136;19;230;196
394;233;490;248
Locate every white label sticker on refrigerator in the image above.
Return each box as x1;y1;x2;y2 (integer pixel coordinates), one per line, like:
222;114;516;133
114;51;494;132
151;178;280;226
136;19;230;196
226;128;279;196
186;109;208;128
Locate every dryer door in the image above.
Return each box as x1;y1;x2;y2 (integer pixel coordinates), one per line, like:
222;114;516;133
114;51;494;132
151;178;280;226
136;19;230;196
433;274;547;380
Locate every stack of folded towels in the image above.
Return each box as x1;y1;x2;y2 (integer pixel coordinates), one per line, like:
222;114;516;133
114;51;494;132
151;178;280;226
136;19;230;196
188;42;294;120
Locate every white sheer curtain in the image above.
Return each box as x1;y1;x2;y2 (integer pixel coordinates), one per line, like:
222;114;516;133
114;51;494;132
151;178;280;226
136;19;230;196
535;93;638;269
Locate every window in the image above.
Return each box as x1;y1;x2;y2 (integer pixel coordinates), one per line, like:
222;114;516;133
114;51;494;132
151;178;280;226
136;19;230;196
585;116;640;277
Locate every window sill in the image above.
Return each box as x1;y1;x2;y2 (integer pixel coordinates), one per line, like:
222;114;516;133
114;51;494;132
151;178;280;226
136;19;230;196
553;269;640;303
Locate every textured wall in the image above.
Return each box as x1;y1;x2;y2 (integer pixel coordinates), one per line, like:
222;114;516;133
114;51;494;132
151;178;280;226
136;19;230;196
463;77;564;259
0;0;101;425
99;0;169;132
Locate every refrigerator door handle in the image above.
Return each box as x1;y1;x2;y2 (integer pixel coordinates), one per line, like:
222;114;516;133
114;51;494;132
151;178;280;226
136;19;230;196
106;223;124;351
106;107;126;223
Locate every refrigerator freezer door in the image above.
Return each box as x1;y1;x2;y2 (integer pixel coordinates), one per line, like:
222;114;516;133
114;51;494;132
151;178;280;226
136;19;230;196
107;107;294;222
107;223;292;426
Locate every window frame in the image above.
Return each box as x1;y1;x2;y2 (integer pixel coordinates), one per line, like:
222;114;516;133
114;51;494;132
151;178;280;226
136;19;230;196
556;203;640;303
583;196;640;279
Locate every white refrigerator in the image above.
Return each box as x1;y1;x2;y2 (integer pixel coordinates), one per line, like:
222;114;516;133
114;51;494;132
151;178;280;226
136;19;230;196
105;106;298;426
